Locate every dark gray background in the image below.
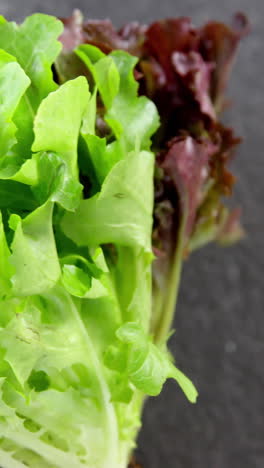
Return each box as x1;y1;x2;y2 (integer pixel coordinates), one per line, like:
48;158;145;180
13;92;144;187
2;1;263;467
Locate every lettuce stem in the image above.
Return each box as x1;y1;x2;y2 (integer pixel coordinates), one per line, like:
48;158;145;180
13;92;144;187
154;219;186;345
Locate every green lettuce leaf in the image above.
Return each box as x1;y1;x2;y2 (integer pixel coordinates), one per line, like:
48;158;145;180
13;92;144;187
0;14;63;162
32;76;89;210
76;45;160;152
62;149;154;251
0;50;30;158
32;76;89;174
0;287;126;468
10;202;61;296
0;14;62;103
105;323;198;402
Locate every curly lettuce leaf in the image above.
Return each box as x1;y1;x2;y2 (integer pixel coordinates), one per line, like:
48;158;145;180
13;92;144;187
0;50;30;158
62;149;154;251
0;14;62;106
10;202;61;296
0;287;125;468
76;45;160;152
105;322;197;402
31;76;89;210
0;14;63;163
32;76;89;172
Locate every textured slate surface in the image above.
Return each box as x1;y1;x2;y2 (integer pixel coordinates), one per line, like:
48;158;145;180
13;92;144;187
1;0;263;467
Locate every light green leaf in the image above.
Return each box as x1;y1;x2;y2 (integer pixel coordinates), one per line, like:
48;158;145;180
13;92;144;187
32;152;83;211
77;47;160;152
0;14;63;157
0;309;44;385
31;77;90;210
168;363;199;404
61;264;92;297
0;292;87;385
108;51;159;150
93;56;120;109
84;135;107;184
10;158;38;185
76;47;115;105
32;76;90;177
0;50;30;157
60;253;109;299
61;150;154;252
110;51;138;99
82;135;126;187
108;94;160;152
108;373;133;403
0;14;62;107
0;285;123;467
81;87;97;136
112;322;198;402
104;343;129;374
10;202;61;296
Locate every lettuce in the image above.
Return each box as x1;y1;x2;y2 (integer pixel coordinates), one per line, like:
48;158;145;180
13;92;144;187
0;13;199;468
59;11;247;346
0;9;247;467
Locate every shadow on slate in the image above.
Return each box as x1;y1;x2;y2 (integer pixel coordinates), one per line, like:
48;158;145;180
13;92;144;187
1;1;263;467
